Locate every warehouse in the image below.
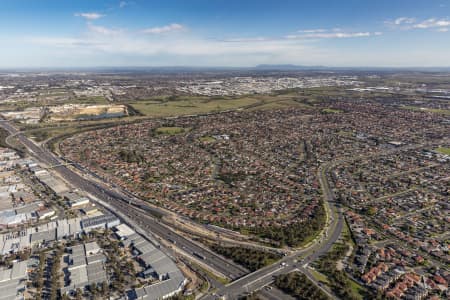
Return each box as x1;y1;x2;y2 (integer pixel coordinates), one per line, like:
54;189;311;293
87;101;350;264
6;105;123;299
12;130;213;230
62;242;108;295
0;260;29;300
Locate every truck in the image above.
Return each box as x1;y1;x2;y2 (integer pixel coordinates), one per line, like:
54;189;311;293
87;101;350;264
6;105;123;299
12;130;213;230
193;252;206;260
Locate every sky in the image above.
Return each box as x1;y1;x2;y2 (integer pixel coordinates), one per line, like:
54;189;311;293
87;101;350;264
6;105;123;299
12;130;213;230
1;0;450;68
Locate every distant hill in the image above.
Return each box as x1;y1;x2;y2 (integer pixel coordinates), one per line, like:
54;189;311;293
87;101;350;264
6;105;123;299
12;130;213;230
2;65;450;73
255;64;327;70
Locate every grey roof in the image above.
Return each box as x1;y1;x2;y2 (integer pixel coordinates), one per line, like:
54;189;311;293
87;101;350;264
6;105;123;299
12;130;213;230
127;233;141;241
68;255;86;270
30;229;56;243
133;237;146;245
69;266;88;286
68;218;82;234
0;218;82;254
81;214;119;230
61;192;83;202
130;274;185;300
135;241;156;255
15;202;40;214
0;260;29;300
137;245;179;279
0;269;11;283
37;174;69;194
0;281;18;300
87;262;107;284
151;257;179;277
86;262;107;284
134;287;146;298
71;244;85;256
121;238;133;248
10;260;27;280
140;249;165;262
84;241;100;254
56;222;70;238
86;253;106;265
63;242;110;294
86;262;104;274
125;232;185;300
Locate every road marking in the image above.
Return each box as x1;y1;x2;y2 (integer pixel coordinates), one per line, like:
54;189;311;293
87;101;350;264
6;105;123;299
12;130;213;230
243;266;284;288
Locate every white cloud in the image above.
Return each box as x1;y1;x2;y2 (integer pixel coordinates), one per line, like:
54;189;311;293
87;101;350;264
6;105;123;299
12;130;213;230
386;17;450;32
393;17;416;25
287;30;379;39
28;30;323;63
298;29;327;33
306;32;372;38
413;18;450;29
87;23;123;36
29;37;105;48
223;37;268;42
74;12;105;20
119;1;129;8
142;23;185;34
21;29;450;67
19;23;385;67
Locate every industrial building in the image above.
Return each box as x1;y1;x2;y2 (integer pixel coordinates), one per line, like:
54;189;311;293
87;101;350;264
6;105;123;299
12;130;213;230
127;234;186;300
61;242;108;295
0;260;29;300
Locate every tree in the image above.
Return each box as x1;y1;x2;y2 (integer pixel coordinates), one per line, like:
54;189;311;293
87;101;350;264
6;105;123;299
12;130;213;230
75;288;83;300
90;283;98;297
101;281;109;297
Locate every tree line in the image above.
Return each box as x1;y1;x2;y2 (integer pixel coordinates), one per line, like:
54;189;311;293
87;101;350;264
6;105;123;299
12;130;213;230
274;272;330;300
210;244;282;271
249;201;326;247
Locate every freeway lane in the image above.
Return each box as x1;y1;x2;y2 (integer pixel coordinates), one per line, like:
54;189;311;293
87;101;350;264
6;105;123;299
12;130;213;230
105;193;248;280
0;119;248;281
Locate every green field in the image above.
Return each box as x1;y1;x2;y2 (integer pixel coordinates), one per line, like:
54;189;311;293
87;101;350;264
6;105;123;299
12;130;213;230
322;108;343;114
0;128;11;148
435;147;450;155
247;98;310;111
154;126;189;135
309;268;330;284
25;126;85;142
129;97;260;117
198;136;216;143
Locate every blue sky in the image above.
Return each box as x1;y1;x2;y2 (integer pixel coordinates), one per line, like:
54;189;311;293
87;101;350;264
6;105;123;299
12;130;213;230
1;0;450;68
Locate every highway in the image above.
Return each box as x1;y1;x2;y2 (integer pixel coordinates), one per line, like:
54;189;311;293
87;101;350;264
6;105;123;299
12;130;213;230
0;119;248;281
